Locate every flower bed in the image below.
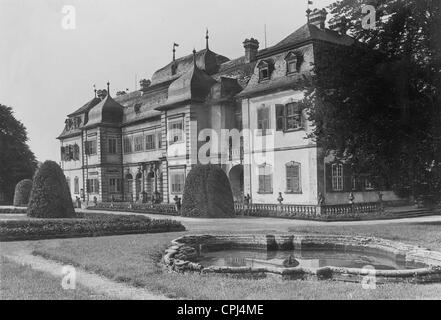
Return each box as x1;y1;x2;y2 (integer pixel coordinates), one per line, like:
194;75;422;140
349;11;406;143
0;212;185;241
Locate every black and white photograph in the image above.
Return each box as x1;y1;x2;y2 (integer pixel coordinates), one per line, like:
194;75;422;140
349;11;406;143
0;0;440;304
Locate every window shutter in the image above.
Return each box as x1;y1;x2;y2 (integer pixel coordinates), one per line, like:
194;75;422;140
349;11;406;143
276;104;285;131
325;163;332;193
343;164;352;192
94;180;100;193
60;146;65;159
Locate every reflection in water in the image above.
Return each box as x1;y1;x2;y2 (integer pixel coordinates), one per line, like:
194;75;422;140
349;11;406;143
197;249;427;270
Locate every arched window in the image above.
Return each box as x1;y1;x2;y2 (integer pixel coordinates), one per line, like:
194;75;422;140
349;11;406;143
66;176;71;193
74;177;79;194
135;172;142;200
258;163;273;194
286;161;301;193
331;163;344;191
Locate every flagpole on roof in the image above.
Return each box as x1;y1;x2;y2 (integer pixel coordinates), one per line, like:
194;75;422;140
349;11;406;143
306;0;313;22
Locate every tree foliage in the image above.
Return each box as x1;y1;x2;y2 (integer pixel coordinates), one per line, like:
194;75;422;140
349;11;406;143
181;164;235;218
27;160;76;218
0;104;37;204
306;0;441;199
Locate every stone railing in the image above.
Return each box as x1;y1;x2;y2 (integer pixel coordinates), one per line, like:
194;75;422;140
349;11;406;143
89;201;384;220
235;201;383;220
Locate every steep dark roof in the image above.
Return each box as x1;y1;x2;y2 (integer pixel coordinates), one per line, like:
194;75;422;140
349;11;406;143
214;56;256;88
258;23;354;57
85;95;124;127
158;62;217;109
151;49;229;86
67;97;101;117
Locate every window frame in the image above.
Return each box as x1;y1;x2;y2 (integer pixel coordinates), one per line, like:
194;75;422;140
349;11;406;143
145;133;156;150
258;163;273;194
109;178;122;193
74;177;79;194
168;119;184;144
285;161;302;194
108;138;117;154
133;134;144;152
257;105;270;136
169;168;185;194
85;139;97;155
331;163;344;192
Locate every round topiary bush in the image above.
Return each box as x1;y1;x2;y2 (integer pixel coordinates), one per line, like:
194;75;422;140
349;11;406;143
13;179;33;207
181;164;235;218
27;160;76;218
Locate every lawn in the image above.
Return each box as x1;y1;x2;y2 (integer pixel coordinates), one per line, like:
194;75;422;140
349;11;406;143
0;256;110;300
26;221;441;300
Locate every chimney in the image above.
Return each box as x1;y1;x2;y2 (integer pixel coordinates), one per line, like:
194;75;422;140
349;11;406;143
243;38;259;63
309;8;327;29
329;17;348;34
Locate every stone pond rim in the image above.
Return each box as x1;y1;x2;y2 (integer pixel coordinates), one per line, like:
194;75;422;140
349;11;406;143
162;234;441;284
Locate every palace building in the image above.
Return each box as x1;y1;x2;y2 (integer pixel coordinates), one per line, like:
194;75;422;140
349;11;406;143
58;9;401;206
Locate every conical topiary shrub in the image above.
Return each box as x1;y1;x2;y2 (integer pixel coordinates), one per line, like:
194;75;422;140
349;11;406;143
27;160;76;218
181;164;235;218
13;179;33;207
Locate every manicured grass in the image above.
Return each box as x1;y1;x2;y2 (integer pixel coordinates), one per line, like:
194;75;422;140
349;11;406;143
0;256;110;300
0;212;185;241
29;222;441;299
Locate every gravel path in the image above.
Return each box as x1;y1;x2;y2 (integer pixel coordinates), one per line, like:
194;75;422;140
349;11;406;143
2;247;169;300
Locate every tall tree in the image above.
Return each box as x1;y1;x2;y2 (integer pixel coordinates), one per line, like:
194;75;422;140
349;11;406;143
0;104;37;204
306;0;441;200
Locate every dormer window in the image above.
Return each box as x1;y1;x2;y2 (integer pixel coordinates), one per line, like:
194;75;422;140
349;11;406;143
285;51;302;74
257;60;273;82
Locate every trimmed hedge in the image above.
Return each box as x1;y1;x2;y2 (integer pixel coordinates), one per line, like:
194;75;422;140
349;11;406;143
182;164;235;218
27;161;76;218
0;208;27;214
13;179;33;207
0;213;185;241
89;202;179;216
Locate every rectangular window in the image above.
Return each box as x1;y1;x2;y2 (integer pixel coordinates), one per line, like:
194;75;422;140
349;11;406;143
331;163;344;191
85;140;97;155
134;135;144;152
169;120;183;143
123;136;132;154
285;103;302;130
286;162;301;193
258;165;273;193
257;107;270;136
145;134;156;150
108;138;117;154
74;177;79;194
86;179;99;194
170;168;185;194
287;60;297;74
109;178;122;193
259;67;269;81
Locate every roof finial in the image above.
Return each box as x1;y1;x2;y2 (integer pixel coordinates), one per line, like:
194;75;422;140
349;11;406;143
193;48;197;67
173;43;179;61
205;28;209;50
107;81;110;96
93;84;97;98
306;0;313;22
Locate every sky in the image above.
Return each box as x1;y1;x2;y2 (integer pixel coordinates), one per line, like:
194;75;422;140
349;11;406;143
0;0;334;162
